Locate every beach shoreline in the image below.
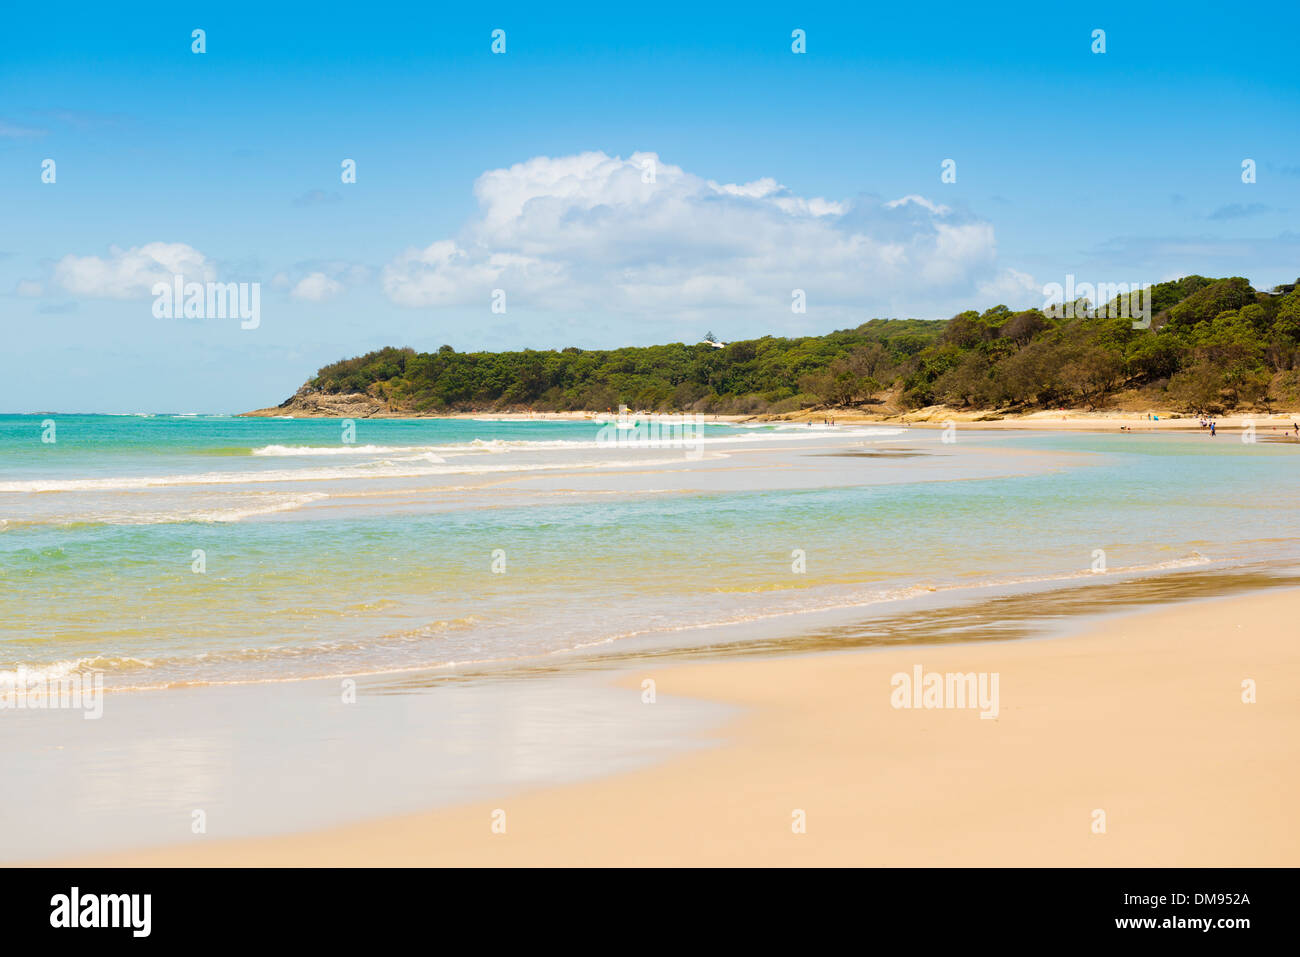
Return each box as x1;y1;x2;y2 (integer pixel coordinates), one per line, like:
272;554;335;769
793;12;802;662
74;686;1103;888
6;417;1298;867
48;586;1300;867
237;400;1300;436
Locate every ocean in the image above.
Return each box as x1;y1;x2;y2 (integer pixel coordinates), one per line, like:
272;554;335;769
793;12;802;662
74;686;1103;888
2;413;1298;692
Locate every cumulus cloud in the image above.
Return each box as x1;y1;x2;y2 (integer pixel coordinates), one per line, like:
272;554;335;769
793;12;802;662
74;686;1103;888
291;272;344;302
53;242;215;299
273;260;368;300
976;268;1041;309
381;151;1007;319
884;194;951;215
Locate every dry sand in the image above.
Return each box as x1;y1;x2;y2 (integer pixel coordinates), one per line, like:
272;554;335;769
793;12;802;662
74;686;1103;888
774;407;1300;433
63;588;1299;867
451;407;1300;435
244;397;1300;436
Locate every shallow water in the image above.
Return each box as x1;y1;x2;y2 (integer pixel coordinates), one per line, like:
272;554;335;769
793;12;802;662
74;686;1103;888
1;415;1298;690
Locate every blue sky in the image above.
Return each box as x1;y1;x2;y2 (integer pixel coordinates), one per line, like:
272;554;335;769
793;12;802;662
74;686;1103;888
2;1;1297;412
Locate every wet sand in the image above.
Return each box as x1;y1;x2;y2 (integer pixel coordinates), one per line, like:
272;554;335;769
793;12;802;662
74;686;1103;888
51;586;1300;866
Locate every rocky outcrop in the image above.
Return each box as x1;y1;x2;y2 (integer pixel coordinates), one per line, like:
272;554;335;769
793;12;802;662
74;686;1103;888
241;385;394;418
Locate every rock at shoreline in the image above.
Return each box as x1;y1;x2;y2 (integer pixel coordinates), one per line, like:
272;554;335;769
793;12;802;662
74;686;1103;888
241;386;391;418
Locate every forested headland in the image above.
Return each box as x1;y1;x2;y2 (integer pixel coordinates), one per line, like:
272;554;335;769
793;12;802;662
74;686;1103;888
281;276;1300;416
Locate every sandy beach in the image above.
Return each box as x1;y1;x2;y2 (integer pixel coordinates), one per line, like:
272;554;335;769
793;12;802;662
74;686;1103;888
769;407;1300;434
282;403;1300;442
58;587;1299;867
11;2;1300;913
461;407;1300;434
255;403;1300;438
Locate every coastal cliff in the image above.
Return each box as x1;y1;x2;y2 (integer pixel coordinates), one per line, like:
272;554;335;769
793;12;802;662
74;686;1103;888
242;385;394;418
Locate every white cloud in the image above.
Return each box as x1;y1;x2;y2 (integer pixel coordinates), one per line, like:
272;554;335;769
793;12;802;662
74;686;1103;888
276;261;369;296
15;280;43;297
53;242;214;299
884;194;951;215
381;151;1006;320
976;268;1041;308
291;272;344;302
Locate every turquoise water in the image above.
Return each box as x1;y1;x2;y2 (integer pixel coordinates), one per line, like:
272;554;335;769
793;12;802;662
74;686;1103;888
1;414;1297;689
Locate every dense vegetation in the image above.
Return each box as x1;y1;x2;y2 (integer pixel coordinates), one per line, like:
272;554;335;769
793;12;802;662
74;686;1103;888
307;276;1300;415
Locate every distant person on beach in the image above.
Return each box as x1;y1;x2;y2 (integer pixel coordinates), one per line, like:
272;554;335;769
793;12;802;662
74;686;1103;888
1210;421;1216;436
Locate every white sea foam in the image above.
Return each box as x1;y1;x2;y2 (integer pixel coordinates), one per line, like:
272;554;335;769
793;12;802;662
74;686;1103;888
253;444;437;456
138;492;330;524
0;662;79;688
0;426;906;494
0;455;716;493
0;493;330;526
0;657;155;690
247;427;906;458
